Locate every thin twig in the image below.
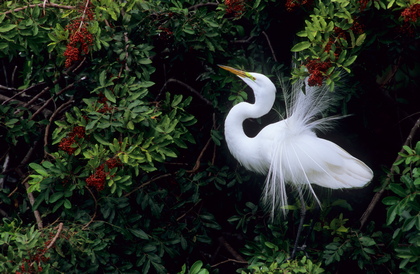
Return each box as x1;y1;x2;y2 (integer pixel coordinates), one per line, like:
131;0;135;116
46;223;64;250
176;201;201;222
44;97;75;158
42;0;48;16
0;84;17;92
0;94;52;116
359;117;420;229
157;78;213;106
1;3;75;15
30;81;77;120
232;36;254;44
16;141;43;229
23;85;53;110
123;173;172;197
77;0;91;32
1;83;45;105
211;113;218;166
218;236;247;263
211;258;248;268
262;31;278;62
24;181;43;229
82;186;98;230
186;137;212;173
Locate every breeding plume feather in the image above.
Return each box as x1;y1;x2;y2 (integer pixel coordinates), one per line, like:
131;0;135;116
220;65;373;219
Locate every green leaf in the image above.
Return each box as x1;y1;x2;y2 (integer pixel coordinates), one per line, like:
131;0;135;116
359;236;376;246
99;70;106;86
291;41;311;52
343;55;357;67
389;183;407;197
138;58;152;64
129;228;149;239
355;33;366;46
142;244;157;253
0;24;17;33
93;133;112;146
382;196;400;205
190;260;204;274
64;199;72;209
49;192;64;203
29;163;49;177
386;204;398;225
104;89;116;103
127;120;135;130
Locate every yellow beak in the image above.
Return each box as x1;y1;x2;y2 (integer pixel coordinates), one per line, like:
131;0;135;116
218;65;255;80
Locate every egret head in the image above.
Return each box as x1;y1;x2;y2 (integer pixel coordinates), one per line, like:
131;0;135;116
218;65;276;97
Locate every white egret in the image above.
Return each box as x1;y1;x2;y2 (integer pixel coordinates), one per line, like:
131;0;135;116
220;65;373;257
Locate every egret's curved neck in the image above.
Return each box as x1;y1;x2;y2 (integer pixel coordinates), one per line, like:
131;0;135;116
225;89;275;156
225;90;275;137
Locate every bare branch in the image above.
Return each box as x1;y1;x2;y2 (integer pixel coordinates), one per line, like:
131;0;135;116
158;78;213;106
44;97;75;158
123;173;172;197
82;186;98;230
46;223;64;250
77;0;91;31
211;258;248;268
24;180;43;229
186;137;212;173
262;31;278;62
0;94;52;116
30;81;77;120
217;236;247;263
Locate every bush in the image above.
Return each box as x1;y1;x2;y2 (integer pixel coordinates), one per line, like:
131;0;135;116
1;0;419;273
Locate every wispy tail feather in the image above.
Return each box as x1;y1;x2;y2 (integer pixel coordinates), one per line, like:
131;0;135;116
263;77;373;218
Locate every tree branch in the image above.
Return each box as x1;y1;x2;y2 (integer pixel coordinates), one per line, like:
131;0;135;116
46;223;64;250
186;137;212;173
44;97;75;158
360;117;420;229
0;94;52;117
158;78;213;106
123;173;172;197
262;31;278;62
82;186;98;230
30;81;78;120
217;236;247;263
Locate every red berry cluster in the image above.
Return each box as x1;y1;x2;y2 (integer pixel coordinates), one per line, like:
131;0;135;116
401;4;420;22
285;0;314;12
305;59;332;86
86;158;122;191
63;1;94;68
358;0;369;11
350;21;365;35
225;0;246;17
58;126;86;155
158;26;174;40
97;92;114;113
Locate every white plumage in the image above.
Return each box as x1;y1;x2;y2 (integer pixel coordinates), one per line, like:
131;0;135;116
221;65;373;218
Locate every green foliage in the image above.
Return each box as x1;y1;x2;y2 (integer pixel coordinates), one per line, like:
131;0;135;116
244;256;325;274
384;142;420;273
178;260;209;274
0;220;55;273
1;0;419;273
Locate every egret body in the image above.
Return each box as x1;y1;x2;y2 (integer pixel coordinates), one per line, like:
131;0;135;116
220;65;373;218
